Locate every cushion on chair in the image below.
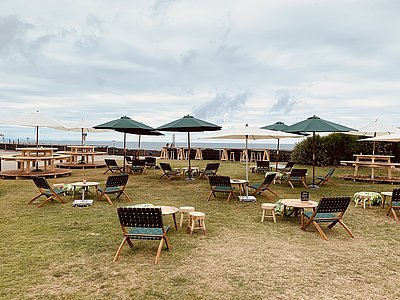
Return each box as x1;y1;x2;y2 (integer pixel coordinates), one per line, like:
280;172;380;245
128;226;170;240
304;212;337;220
249;183;262;190
213;186;234;192
98;187;122;193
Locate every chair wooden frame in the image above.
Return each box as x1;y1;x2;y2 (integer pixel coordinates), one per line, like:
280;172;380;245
387;188;400;222
207;175;236;203
301;196;354;241
316;168;336;186
28;177;66;207
249;173;279;200
113;207;170;264
159;162;181;180
103;159;124;175
199;162;220;179
286;168;308;189
97;174;132;205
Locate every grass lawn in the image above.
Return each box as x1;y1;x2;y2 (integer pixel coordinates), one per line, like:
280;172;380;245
1;160;400;299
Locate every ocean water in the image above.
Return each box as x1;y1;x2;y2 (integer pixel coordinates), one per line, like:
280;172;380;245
38;140;295;151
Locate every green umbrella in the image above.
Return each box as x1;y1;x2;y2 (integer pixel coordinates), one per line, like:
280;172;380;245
285;115;354;188
261;121;290;132
156;115;221;180
261;121;307;171
94;116;162;168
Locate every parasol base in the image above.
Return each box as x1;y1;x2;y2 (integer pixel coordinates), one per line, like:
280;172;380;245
239;195;256;202
72;199;93;207
308;184;320;189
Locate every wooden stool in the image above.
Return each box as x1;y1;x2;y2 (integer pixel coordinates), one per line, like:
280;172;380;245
229;151;235;161
195;149;203;160
250;152;256;162
177;148;185;160
187;212;206;235
261;203;276;223
220;149;228;161
263;150;270;161
240;150;248;162
179;206;195;228
257;152;263;161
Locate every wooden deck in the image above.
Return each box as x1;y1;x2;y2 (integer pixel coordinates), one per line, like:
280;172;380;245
338;174;400;184
0;168;72;179
56;162;106;169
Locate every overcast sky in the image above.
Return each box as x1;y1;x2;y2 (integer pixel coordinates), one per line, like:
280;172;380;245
0;0;399;144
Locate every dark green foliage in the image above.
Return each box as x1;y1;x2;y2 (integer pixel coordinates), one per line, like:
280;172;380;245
291;133;396;166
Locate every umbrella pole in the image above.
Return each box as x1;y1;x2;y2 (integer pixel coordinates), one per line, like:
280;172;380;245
309;131;319;189
36;126;39;147
245;135;249;196
275;139;280;171
123;133;127;171
137;135;141;159
186;132;195;181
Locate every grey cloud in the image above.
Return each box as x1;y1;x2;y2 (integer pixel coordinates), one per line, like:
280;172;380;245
270;91;298;114
193;91;251;123
0;15;55;63
150;0;176;19
180;49;198;66
75;13;105;52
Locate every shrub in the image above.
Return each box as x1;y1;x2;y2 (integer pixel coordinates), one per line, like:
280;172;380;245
290;133;396;166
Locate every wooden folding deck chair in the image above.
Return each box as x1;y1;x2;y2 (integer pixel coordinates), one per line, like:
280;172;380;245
159;162;181;180
113;207;171;264
129;159;146;174
286;168;308;188
249;173;279;199
97;174;132;205
316;168;336;186
277;161;295;174
387;188;400;222
254;161;271;173
301;196;354;241
199;162;220;179
103;159;124;175
207;175;236;203
28;177;66;207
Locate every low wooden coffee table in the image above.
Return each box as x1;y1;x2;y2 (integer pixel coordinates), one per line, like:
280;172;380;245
281;199;318;226
71;181;99;201
155;206;179;230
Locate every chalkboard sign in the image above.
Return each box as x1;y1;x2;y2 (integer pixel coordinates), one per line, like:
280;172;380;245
301;191;309;201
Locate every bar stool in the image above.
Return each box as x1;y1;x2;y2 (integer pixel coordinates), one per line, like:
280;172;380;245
261;203;276;223
250;151;256;162
177;148;185;160
187;211;206;235
160;147;168;159
179;206;195;228
195;149;203;160
240;150;248;162
257;152;263;161
229;151;235;161
263;150;270;161
220;149;228;161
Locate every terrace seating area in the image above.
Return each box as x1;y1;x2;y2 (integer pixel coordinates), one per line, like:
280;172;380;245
3;156;400;299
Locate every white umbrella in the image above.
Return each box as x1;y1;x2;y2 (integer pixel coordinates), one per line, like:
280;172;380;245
345;119;400;154
0;111;66;146
202;125;302;201
361;132;400;143
61;119;109;145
